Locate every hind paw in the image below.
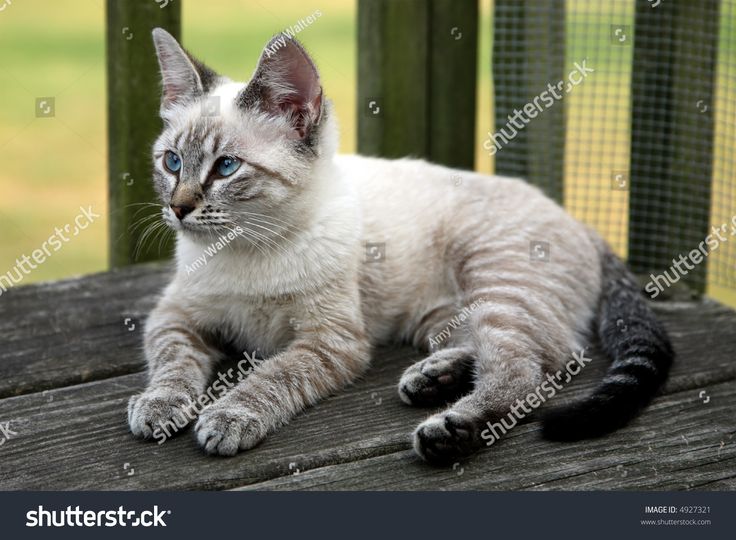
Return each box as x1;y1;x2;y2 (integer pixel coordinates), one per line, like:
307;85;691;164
413;410;481;465
398;348;474;406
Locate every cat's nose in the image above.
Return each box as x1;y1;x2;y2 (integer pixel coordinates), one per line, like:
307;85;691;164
170;204;195;220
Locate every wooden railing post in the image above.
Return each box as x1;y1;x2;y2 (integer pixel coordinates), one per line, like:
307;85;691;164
357;0;478;170
106;0;181;268
492;0;566;203
628;0;720;294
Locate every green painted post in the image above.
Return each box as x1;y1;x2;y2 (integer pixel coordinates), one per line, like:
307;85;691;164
357;0;478;169
628;0;720;294
492;0;566;202
106;0;181;267
428;0;478;168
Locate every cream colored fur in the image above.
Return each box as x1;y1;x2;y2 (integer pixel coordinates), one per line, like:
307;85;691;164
129;30;605;463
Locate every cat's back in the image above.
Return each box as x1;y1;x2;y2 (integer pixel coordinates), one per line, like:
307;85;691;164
333;153;559;224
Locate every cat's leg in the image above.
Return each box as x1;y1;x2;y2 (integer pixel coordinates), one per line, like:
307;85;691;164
128;301;220;440
398;300;477;406
412;254;588;464
408;300;464;353
194;284;370;456
398;346;475;406
413;348;546;464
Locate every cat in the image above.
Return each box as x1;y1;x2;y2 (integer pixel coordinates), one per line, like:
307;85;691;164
128;28;674;464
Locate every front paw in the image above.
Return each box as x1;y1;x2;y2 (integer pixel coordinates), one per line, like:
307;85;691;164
194;404;268;456
128;388;197;441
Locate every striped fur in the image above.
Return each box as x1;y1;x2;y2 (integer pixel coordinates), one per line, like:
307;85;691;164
128;30;673;463
541;244;674;440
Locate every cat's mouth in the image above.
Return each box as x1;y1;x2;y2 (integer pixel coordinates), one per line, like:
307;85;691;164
171;220;215;234
169;218;235;241
164;214;201;235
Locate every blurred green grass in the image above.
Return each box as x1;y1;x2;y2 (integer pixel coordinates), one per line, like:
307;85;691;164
0;0;362;284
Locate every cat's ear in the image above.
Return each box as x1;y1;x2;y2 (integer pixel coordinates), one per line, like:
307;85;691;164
239;36;323;139
152;28;218;110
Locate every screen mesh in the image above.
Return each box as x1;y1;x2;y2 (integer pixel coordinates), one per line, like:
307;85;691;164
491;0;736;305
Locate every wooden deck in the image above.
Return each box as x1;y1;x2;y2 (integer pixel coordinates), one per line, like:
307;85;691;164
0;263;734;490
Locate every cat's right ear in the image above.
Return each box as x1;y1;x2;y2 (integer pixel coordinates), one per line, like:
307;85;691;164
152;28;217;111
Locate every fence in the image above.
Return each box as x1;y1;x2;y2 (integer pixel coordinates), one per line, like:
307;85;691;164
106;0;736;301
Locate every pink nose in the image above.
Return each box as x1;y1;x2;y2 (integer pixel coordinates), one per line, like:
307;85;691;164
170;204;194;220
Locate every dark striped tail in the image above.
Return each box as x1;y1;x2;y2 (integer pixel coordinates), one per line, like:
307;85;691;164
542;245;674;440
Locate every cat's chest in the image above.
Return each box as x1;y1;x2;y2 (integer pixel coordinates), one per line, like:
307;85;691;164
188;291;300;356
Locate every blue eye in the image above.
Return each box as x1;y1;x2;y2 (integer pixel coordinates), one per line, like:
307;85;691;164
216;156;241;177
164;151;181;173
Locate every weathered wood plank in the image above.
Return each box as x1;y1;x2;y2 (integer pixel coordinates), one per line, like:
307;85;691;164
0;348;428;490
107;0;180;267
0;263;169;398
1;260;733;401
236;380;736;491
1;262;734;490
0;298;733;490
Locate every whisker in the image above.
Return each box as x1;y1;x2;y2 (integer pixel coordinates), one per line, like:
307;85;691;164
110;202;164;221
226;223;269;258
134;218;167;261
239;214;293;234
244;219;300;251
240;210;296;229
128;212;163;235
156;220;176;256
243;223;292;258
217;218;274;258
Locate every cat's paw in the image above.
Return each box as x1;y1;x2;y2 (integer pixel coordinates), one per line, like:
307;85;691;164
194;404;267;456
128;388;197;440
413;410;481;465
398;349;474;406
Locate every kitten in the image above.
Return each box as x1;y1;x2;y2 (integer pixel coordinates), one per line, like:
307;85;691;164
128;29;674;464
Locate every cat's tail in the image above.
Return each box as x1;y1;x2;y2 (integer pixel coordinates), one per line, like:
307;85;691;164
541;243;674;440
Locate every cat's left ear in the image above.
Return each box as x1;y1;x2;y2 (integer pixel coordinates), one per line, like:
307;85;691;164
239;36;323;140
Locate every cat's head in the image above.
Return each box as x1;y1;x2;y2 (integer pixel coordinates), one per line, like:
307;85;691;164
150;28;336;243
